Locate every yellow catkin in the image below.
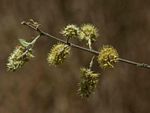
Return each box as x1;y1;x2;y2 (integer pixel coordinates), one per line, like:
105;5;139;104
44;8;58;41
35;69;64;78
47;43;71;66
79;24;99;42
78;68;99;98
61;24;79;38
7;46;34;71
98;45;119;69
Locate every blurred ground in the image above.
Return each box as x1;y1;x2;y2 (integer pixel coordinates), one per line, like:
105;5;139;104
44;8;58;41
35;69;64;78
0;0;150;113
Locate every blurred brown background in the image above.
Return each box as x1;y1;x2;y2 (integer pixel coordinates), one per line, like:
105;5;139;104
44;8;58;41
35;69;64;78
1;0;150;113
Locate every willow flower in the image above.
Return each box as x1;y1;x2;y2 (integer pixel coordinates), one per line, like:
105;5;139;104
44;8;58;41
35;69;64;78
47;43;71;66
6;36;40;71
97;45;119;69
7;46;34;71
78;68;99;98
79;24;99;42
60;24;80;39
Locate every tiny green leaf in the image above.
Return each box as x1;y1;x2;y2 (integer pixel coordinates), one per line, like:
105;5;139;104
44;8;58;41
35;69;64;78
18;39;30;47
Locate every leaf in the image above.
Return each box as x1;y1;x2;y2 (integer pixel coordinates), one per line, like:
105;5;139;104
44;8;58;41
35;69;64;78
18;39;30;47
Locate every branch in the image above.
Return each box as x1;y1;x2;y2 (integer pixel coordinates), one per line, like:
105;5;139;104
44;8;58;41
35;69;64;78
21;21;150;69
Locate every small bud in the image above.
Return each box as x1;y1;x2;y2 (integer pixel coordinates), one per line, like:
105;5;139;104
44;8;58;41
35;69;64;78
79;24;99;42
47;43;71;66
97;45;119;69
78;68;99;98
60;24;80;39
7;46;34;71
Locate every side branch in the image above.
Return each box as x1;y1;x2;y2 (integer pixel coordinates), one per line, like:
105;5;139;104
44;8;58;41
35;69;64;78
22;21;150;69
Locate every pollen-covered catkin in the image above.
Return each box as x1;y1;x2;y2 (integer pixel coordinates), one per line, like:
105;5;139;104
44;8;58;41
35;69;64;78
61;24;80;39
47;43;71;66
97;45;119;69
79;24;99;42
78;68;99;98
7;46;34;71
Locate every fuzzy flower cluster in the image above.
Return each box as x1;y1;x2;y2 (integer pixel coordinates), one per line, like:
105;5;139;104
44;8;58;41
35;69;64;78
47;43;71;66
7;46;34;71
79;24;98;42
98;45;119;69
78;68;99;98
61;24;99;43
60;24;80;39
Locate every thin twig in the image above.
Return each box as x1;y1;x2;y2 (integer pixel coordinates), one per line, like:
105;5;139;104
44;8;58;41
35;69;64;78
21;22;150;69
89;56;95;69
118;58;150;69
